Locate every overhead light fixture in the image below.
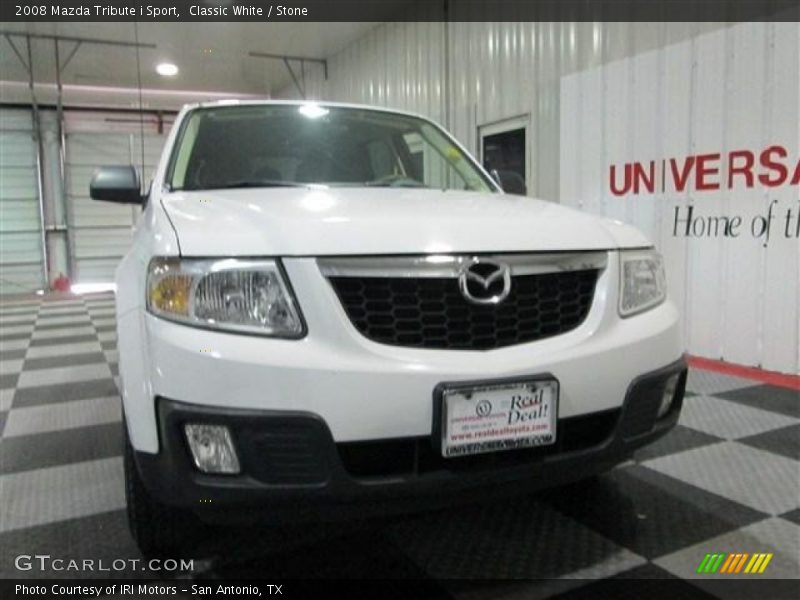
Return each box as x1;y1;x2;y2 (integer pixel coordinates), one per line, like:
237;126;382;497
298;103;329;119
156;62;179;77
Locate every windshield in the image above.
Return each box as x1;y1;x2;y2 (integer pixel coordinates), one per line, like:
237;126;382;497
168;104;495;192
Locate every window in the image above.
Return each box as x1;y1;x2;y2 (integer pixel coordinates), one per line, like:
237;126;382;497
168;105;495;193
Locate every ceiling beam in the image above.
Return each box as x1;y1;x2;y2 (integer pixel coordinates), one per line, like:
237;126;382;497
248;51;328;80
0;30;156;49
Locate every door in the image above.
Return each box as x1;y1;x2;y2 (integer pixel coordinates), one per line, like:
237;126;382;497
479;115;530;195
0;108;45;294
64;111;171;285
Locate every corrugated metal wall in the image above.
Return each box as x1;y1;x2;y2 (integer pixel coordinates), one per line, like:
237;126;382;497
288;22;727;201
281;20;799;374
559;22;799;375
300;22;447;123
0;108;45;294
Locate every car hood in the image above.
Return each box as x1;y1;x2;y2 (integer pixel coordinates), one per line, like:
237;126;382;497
160;188;649;256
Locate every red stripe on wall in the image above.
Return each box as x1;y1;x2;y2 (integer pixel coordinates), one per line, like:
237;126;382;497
688;355;800;391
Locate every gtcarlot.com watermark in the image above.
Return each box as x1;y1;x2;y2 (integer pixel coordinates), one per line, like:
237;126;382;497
15;554;194;573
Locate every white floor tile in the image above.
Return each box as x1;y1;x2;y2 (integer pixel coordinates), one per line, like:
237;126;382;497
0;338;29;351
31;325;95;340
16;363;111;388
24;340;104;359
686;370;760;395
0;324;34;336
0;388;13;411
35;314;93;326
655;517;800;582
3;395;121;437
643;441;800;515
97;331;117;342
679;395;798;440
0;359;24;376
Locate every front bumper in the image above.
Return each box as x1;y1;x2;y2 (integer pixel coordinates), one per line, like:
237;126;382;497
134;358;687;524
120;256;684;453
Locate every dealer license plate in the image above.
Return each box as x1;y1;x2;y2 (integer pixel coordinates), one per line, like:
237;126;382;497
440;379;558;458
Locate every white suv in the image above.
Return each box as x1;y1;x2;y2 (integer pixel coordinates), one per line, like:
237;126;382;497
90;101;686;556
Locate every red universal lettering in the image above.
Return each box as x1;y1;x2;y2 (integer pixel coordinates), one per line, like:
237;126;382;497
728;150;755;188
695;153;721;191
609;163;632;196
633;161;656;194
759;145;789;187
792;159;800;185
669;156;695;192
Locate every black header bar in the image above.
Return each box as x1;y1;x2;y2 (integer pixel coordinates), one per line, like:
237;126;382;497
2;0;799;23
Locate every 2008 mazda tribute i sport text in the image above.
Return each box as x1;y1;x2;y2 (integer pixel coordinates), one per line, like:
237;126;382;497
89;101;687;556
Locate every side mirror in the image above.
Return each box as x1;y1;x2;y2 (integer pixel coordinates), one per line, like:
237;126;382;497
491;169;527;196
90;166;144;204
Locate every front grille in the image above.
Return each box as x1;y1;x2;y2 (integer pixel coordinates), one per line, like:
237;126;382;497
328;269;600;350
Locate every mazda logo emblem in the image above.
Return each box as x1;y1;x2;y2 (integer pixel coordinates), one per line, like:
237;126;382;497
458;258;512;305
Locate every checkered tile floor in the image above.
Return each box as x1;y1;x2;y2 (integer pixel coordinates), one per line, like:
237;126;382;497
1;292;798;595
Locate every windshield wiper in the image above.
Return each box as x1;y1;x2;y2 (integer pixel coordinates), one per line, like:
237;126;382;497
363;175;427;188
185;179;307;191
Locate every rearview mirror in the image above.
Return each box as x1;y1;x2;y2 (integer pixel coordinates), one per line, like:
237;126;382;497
491;169;527;196
90;166;143;204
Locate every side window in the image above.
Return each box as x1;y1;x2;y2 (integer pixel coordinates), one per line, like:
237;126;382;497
170;113;201;189
403;129;474;190
366;139;400;180
402;132;424;180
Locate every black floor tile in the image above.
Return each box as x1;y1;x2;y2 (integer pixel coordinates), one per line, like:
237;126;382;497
387;496;627;579
0;349;27;361
0;318;35;327
0;373;19;389
35;309;88;320
207;529;437;582
551;563;719;599
28;334;98;348
23;352;108;371
635;425;723;462
33;320;93;331
542;465;767;560
12;378;119;408
779;508;800;526
0;510;142;579
716;385;800;419
0;422;122;474
0;332;32;342
737;423;800;461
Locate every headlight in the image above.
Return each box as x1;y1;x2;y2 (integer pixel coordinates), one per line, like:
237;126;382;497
619;249;667;317
147;258;304;337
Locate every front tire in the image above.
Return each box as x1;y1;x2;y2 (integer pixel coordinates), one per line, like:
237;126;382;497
123;423;200;558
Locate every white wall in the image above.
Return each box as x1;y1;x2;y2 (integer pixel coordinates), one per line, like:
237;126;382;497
283;21;728;202
281;20;799;374
560;22;799;375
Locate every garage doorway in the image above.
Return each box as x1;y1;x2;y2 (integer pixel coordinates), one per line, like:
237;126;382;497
0;108;45;294
63;111;172;285
479;116;530;195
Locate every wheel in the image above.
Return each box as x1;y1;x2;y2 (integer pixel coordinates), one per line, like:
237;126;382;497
123;422;200;558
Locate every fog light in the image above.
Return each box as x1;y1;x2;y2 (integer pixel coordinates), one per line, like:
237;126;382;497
184;424;240;474
658;373;681;418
